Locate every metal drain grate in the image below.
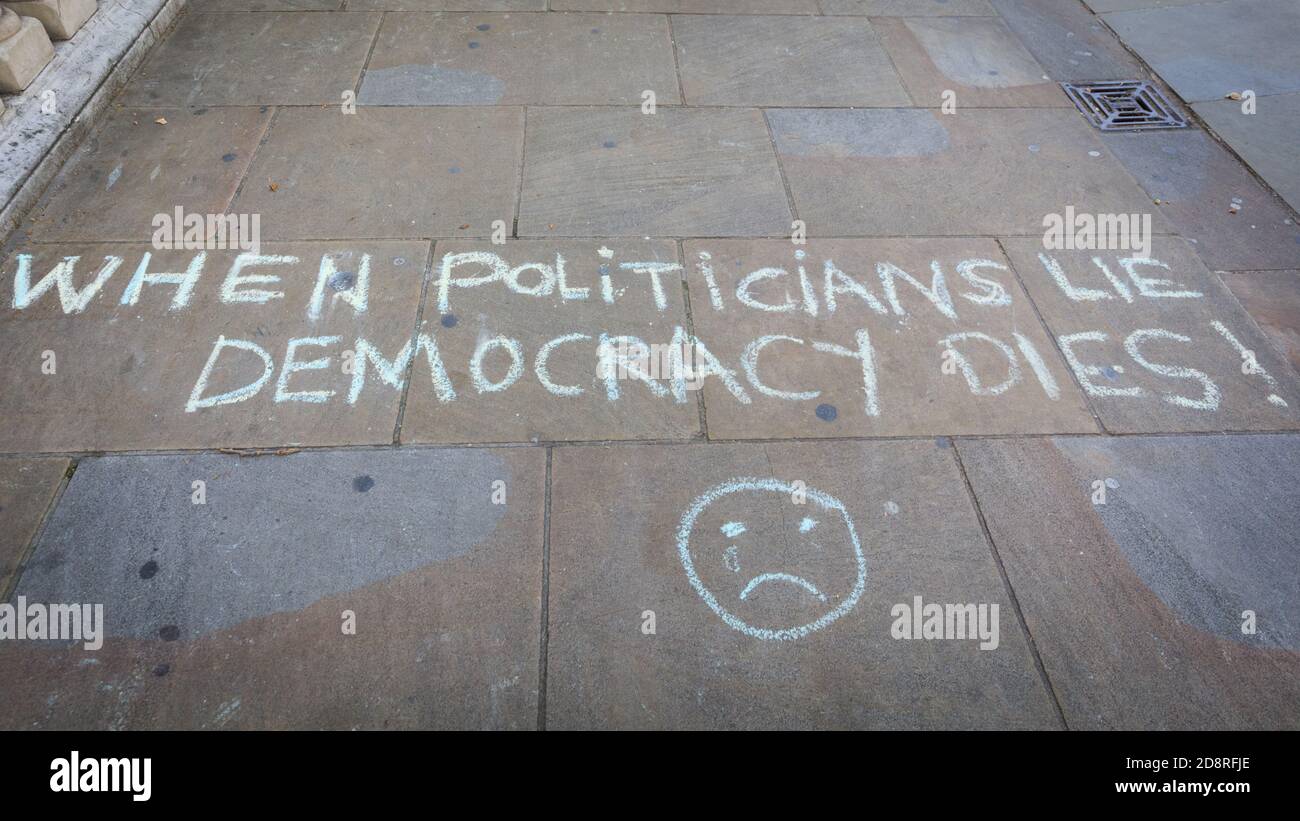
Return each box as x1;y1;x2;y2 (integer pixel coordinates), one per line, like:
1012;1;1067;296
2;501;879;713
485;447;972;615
1061;80;1188;131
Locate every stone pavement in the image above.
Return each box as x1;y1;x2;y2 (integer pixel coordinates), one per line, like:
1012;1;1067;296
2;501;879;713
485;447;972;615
0;0;1297;730
1090;0;1300;214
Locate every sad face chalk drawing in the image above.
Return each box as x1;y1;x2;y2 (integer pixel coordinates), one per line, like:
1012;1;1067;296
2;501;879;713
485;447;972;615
676;479;867;641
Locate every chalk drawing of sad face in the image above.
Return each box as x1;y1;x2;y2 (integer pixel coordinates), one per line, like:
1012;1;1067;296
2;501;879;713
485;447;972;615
676;478;867;641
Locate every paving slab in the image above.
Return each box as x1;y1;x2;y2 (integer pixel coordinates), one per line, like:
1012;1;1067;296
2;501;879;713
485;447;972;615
0;242;429;452
401;239;701;444
1194;92;1300;215
348;1;544;10
1001;238;1300;432
990;0;1143;83
874;16;1067;108
22;106;273;244
232;107;523;240
1084;0;1210;11
0;447;545;729
360;12;678;106
1220;271;1300;374
767;107;1163;237
0;457;66;596
119;11;381;107
958;434;1300;729
672;15;908;107
552;1;818;13
822;0;995;15
518;107;791;238
546;440;1060;729
189;0;342;9
1102;0;1300;103
681;238;1095;438
1101;127;1300;272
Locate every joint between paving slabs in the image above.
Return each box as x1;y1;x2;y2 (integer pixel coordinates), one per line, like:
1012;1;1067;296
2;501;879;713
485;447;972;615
1085;5;1300;231
512;107;529;240
393;239;438;445
665;14;688;109
761;109;801;226
1;459;78;606
536;446;553;731
994;237;1109;436
227;105;282;206
353;10;386;99
950;440;1070;731
676;239;711;441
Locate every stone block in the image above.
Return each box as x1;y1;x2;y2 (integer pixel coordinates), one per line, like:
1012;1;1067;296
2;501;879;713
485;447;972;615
0;10;53;93
2;0;96;40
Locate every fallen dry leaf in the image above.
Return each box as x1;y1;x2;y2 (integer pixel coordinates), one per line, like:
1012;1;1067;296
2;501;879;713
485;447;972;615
268;180;279;192
154;117;168;125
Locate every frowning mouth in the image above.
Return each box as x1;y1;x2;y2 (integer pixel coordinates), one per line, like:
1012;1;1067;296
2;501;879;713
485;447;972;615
739;573;827;603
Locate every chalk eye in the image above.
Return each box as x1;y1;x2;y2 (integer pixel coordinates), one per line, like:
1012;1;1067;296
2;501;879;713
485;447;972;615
720;521;746;538
798;517;818;533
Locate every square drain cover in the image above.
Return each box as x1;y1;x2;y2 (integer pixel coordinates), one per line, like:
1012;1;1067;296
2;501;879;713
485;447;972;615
1062;80;1188;131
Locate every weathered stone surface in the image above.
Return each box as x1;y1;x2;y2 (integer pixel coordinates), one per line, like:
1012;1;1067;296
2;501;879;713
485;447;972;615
348;0;548;9
822;0;994;14
2;0;97;40
1101;127;1300;272
0;0;181;239
1194;92;1300;215
0;457;66;596
958;434;1300;729
1220;271;1300;374
874;16;1066;108
0;447;545;729
546;440;1060;729
1102;0;1300;102
0;11;52;93
681;238;1095;438
767;107;1162;237
1001;238;1300;432
23;106;272;244
401;240;701;444
553;1;817;12
1084;0;1210;10
990;0;1142;82
672;15;908;107
120;11;380;106
233;107;523;240
0;242;429;452
518;107;791;237
360;11;678;106
190;0;342;9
